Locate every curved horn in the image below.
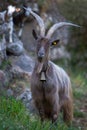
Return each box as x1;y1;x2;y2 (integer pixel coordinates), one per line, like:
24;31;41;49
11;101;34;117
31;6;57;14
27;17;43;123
23;7;45;36
46;22;80;39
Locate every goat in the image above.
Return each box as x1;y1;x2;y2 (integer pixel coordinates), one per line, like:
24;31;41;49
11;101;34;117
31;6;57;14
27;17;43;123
0;22;9;59
0;5;21;59
0;5;18;43
0;11;8;43
13;5;30;39
30;10;80;125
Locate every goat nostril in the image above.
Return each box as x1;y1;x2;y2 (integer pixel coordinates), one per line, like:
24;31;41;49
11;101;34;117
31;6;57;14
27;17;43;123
38;52;45;58
38;47;45;60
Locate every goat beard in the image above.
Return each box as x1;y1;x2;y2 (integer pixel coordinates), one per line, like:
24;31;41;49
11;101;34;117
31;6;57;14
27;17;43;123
37;62;43;74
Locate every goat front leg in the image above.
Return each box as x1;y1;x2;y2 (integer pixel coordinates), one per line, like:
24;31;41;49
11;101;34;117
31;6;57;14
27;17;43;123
18;23;24;39
9;28;13;43
62;97;73;125
39;107;45;122
51;96;60;124
18;28;23;39
35;100;44;122
9;21;13;43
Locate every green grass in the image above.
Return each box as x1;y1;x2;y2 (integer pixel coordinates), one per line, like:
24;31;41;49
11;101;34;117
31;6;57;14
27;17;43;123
0;96;83;130
74;109;85;118
0;97;30;130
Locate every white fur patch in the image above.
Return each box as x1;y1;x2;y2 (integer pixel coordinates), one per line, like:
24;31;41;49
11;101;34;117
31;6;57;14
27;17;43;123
7;5;16;15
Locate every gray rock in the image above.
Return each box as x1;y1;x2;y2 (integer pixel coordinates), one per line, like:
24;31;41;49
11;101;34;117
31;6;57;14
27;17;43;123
5;32;24;56
12;54;34;72
17;88;37;113
51;46;71;60
17;88;32;101
6;41;24;56
10;65;31;80
7;89;13;96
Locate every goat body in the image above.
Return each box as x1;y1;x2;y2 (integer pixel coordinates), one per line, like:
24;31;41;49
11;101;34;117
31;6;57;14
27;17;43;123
0;5;16;43
0;11;8;42
30;36;73;124
31;60;73;123
0;11;9;59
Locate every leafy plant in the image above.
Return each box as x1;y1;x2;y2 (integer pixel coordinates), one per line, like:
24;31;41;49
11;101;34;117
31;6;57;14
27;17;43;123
0;60;11;70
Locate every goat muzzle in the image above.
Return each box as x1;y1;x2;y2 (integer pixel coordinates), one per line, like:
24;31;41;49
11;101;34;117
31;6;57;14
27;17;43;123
38;52;45;62
37;46;45;62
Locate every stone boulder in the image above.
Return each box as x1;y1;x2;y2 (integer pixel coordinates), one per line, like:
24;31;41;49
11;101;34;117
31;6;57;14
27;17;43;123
7;81;37;114
6;32;24;56
16;88;37;113
6;41;24;56
9;53;34;72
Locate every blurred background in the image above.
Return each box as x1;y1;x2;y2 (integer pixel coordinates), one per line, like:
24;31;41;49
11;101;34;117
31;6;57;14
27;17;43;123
0;0;87;130
0;0;87;68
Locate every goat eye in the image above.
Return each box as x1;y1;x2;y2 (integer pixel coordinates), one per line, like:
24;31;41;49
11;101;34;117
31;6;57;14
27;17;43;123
51;39;60;46
51;42;57;46
52;42;57;45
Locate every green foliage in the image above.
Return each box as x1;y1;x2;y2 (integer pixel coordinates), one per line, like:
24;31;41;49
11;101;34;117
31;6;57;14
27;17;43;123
74;109;85;118
57;0;87;68
0;96;83;130
37;0;46;7
73;89;84;99
71;68;87;98
0;60;11;70
0;97;30;130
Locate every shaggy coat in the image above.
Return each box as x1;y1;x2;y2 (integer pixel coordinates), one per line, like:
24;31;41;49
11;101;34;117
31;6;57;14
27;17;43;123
30;10;79;125
31;37;73;124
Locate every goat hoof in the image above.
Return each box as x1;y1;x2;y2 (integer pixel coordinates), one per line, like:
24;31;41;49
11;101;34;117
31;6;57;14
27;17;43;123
52;114;58;124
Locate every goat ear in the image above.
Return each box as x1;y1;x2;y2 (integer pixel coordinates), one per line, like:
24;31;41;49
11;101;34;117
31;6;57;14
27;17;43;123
51;39;60;46
32;29;38;40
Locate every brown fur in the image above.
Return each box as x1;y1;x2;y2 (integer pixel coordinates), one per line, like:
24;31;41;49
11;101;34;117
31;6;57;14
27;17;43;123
31;34;73;125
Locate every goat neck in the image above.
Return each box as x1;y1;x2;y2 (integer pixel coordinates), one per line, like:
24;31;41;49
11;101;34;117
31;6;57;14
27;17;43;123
35;59;50;81
36;59;49;73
